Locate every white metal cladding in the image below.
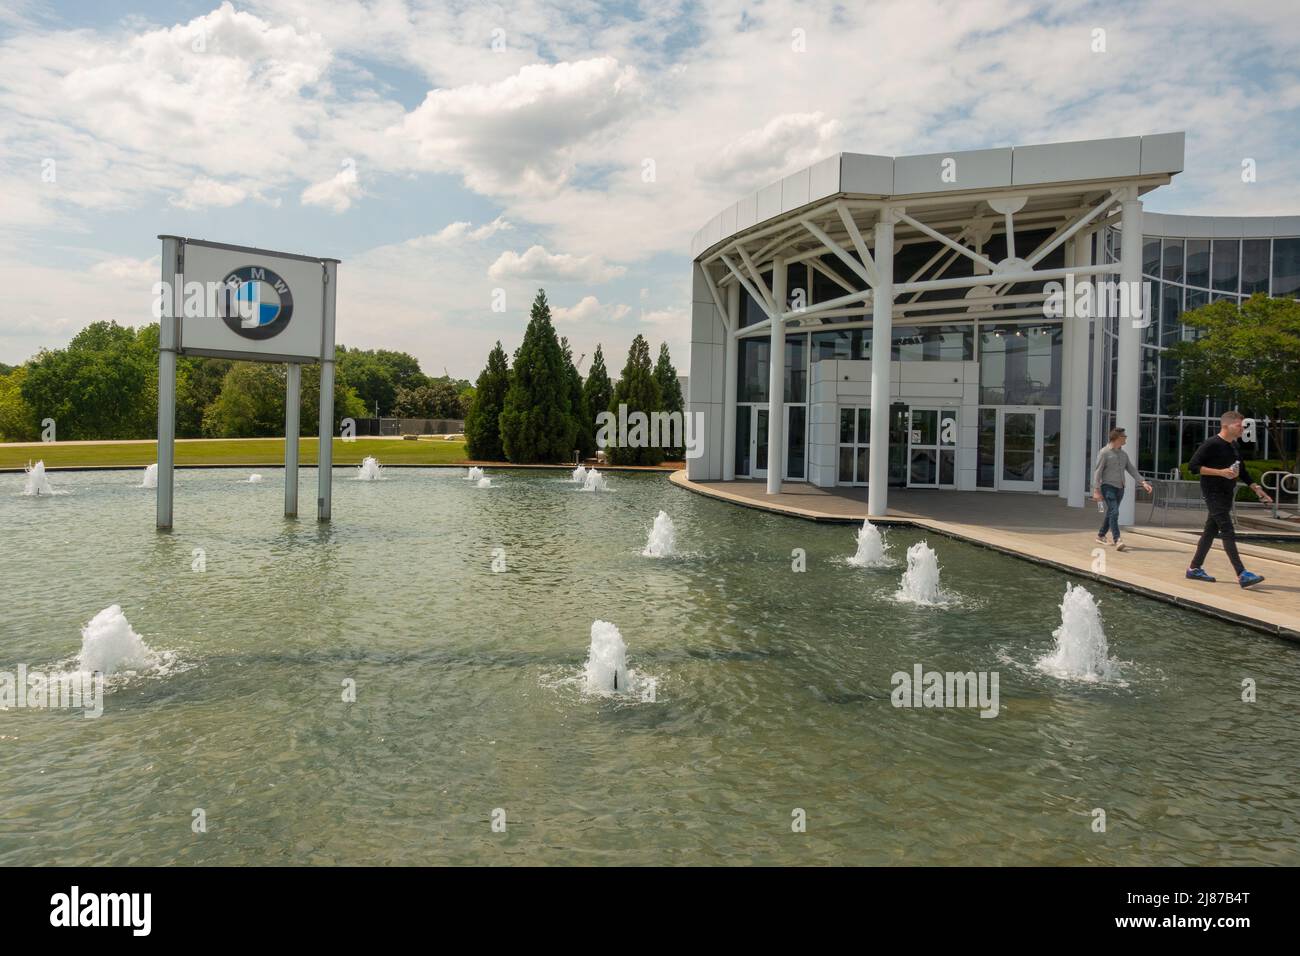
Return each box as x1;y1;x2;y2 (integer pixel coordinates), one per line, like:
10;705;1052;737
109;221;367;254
690;133;1186;260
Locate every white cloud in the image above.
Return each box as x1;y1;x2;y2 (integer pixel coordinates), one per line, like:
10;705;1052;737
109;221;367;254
552;296;631;323
391;57;639;198
696;112;840;189
408;216;512;247
89;255;160;284
171;177;252;210
301;161;361;212
487;245;626;283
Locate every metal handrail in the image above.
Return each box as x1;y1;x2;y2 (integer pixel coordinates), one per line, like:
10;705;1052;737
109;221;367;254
1147;477;1238;527
1260;470;1300;520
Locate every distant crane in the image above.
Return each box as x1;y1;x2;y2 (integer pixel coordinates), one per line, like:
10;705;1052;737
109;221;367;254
576;352;587;372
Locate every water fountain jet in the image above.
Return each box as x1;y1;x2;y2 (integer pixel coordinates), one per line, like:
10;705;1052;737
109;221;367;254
642;510;676;557
581;468;608;492
355;457;383;481
22;460;54;496
584;620;630;694
895;541;944;605
140;463;158;489
847;518;888;567
1038;584;1117;681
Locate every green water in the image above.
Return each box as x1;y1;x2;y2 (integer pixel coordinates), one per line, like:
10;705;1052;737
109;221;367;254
2;467;1298;865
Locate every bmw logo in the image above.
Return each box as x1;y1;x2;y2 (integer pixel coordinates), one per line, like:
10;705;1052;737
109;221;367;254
221;266;294;339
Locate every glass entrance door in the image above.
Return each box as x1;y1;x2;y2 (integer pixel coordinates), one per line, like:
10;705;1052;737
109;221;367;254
907;407;958;488
753;407;769;479
997;408;1042;491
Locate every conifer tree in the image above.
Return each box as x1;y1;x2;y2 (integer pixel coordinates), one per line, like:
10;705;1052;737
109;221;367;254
464;341;510;461
580;344;612;459
498;290;578;462
652;342;685;459
561;336;593;460
607;334;663;466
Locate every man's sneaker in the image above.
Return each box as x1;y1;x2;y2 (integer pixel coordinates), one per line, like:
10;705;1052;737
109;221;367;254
1095;535;1107;546
1186;567;1216;583
1114;540;1127;552
1239;571;1265;589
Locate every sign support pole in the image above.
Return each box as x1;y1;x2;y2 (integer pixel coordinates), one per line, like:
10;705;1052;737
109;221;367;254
157;236;182;531
317;260;337;521
285;363;301;517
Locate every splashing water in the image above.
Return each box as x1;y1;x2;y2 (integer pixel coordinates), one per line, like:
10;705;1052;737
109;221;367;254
466;466;484;482
140;463;158;488
572;464;588;483
22;460;54;496
1038;584;1118;682
583;620;630;694
895;541;945;605
476;477;492;488
355;457;383;481
847;518;888;567
77;605;159;676
642;510;676;557
581;468;608;492
246;474;264;483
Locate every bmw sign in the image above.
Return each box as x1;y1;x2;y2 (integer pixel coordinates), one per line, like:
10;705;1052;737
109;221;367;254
222;265;294;339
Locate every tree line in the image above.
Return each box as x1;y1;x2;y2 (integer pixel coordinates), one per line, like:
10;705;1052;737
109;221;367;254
465;290;685;465
0;321;473;441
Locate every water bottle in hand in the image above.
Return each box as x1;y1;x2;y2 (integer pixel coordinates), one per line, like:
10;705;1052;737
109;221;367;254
1229;460;1241;478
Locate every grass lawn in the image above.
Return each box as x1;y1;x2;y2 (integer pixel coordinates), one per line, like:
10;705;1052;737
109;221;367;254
0;437;469;469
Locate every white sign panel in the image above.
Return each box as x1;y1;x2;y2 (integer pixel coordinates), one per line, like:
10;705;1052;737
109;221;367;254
169;238;333;362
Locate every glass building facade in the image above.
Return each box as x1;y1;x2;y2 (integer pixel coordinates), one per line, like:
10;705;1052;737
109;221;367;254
1096;227;1300;479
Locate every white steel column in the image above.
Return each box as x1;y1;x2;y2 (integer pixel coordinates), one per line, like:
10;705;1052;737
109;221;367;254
1066;237;1092;507
284;363;301;517
766;257;786;494
1116;192;1143;526
1058;238;1076;500
156;236;181;531
868;213;895;517
1090;230;1106;493
317;260;338;522
722;281;740;481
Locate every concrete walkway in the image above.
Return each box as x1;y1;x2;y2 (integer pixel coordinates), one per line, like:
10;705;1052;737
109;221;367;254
670;472;1300;641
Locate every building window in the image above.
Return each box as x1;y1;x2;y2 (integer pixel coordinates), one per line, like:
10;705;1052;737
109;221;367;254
1211;239;1240;293
1185;239;1210;289
1241;238;1270;295
811;328;867;362
1142;236;1161;277
737;337;770;402
1162;238;1184;284
891;324;973;361
1272;237;1300;298
977;409;997;487
784;333;807;403
978;323;1063;405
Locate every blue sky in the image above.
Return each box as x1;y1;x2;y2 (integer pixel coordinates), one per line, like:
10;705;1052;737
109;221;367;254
1;0;1298;377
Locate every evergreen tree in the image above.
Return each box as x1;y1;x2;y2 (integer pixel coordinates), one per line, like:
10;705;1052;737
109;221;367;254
498;290;578;462
607;334;663;465
561;336;594;459
464;341;509;461
652;342;685;459
581;344;612;456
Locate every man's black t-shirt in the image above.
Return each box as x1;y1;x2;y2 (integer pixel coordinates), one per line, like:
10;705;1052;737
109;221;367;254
1188;435;1252;505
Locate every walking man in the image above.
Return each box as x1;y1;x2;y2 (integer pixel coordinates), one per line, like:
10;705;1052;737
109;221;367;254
1092;427;1152;551
1187;410;1273;587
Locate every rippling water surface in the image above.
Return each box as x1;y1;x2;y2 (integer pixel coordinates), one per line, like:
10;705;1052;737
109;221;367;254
1;467;1297;865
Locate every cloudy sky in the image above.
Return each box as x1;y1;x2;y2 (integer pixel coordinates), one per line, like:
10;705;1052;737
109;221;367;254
1;0;1297;378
